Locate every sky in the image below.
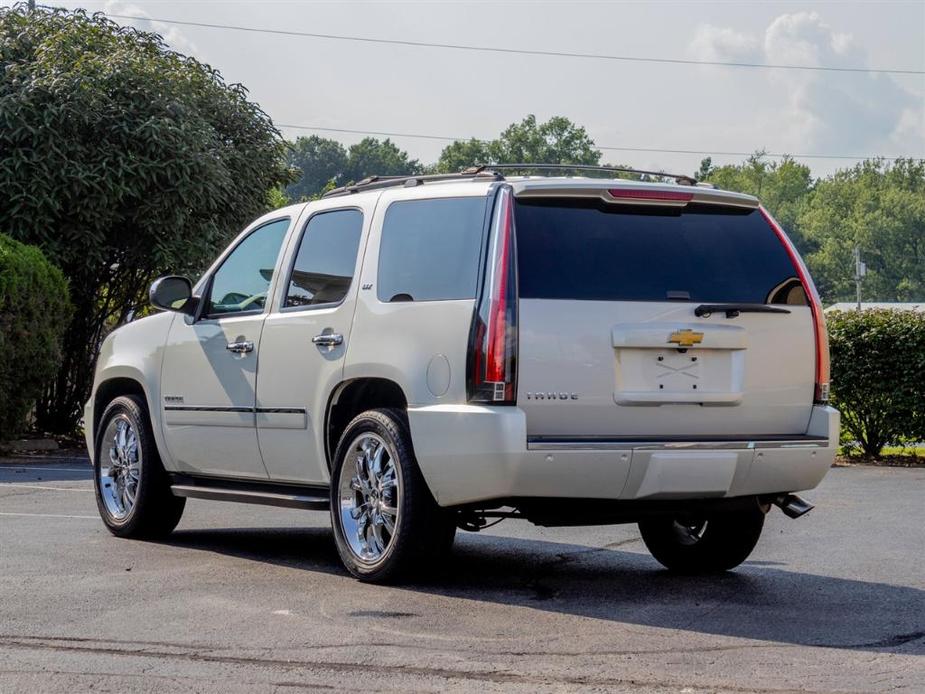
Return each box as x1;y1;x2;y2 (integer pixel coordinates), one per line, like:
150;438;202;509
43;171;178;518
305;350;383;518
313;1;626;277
24;0;925;177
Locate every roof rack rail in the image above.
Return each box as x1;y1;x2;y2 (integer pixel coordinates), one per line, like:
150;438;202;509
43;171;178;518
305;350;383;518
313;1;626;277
320;163;698;198
321;170;504;198
466;163;698;186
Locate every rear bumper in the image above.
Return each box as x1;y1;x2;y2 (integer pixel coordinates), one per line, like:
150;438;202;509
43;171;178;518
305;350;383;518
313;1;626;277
408;404;839;507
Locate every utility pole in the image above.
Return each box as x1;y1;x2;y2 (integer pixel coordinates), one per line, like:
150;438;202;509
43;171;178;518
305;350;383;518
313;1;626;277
854;246;866;310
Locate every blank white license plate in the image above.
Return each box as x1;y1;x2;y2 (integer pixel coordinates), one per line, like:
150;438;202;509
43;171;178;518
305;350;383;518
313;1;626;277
614;348;744;405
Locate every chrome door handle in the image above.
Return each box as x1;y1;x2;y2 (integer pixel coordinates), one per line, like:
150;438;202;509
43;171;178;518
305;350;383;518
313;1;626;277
312;333;344;347
226;340;254;354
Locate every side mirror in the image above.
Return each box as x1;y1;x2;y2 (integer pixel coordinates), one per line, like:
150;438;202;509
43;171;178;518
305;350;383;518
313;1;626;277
150;276;195;314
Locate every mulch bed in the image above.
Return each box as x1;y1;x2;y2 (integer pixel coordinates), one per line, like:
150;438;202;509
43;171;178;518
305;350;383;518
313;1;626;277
835;455;925;468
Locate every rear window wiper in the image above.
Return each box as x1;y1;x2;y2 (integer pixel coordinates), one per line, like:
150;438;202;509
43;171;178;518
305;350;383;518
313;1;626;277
695;303;792;318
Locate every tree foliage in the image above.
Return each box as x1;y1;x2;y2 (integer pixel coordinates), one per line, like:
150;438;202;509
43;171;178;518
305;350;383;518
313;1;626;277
798;159;925;303
435;115;601;173
827;309;925;456
0;4;292;432
344;137;422;183
285;135;348;201
286;136;420;200
0;234;71;440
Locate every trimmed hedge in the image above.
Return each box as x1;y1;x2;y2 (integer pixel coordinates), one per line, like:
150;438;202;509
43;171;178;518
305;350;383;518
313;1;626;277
827;309;925;457
0;233;71;440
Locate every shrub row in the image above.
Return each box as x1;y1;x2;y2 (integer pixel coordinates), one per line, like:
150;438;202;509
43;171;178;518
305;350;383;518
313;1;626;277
0;233;71;440
827;308;925;457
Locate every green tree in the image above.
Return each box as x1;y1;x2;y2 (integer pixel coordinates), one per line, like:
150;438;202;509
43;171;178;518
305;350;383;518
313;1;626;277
284;136;420;199
798;159;925;303
285;135;348;201
695;157;715;182
435;138;492;174
0;5;291;433
435;115;601;172
343;137;422;183
267;186;291;210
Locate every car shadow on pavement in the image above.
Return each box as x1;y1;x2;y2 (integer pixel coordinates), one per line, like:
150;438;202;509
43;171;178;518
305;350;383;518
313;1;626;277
165;525;925;656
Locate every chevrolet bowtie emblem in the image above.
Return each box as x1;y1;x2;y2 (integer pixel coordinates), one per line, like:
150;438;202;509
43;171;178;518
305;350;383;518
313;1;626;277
668;329;704;347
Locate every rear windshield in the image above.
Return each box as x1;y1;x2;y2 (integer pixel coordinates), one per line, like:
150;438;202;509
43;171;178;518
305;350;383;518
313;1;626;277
515;198;805;304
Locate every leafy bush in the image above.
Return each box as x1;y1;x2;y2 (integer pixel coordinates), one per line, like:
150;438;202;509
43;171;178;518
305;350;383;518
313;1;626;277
827;309;925;457
0;4;292;433
0;234;71;440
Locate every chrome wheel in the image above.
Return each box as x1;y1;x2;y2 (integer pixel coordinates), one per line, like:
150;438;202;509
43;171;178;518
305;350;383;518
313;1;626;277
99;415;141;520
337;433;401;564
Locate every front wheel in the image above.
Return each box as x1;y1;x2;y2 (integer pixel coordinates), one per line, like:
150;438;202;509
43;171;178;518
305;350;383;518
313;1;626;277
330;408;456;583
93;395;185;539
638;503;766;574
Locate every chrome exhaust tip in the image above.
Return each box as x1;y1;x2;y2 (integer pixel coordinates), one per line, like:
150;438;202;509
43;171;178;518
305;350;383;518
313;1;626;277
773;494;814;519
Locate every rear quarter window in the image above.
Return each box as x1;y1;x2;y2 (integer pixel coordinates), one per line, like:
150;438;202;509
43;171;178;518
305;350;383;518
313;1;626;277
515;198;805;304
377;196;488;302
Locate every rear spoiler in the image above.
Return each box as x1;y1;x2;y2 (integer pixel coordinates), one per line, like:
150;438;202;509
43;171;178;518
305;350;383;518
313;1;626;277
511;183;759;209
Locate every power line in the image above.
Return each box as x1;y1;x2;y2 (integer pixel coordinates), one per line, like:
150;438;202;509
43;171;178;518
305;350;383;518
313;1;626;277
105;14;925;76
275;123;924;162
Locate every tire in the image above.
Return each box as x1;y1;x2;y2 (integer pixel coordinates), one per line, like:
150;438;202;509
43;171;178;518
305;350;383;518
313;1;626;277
93;394;185;539
638;503;766;574
330;408;456;583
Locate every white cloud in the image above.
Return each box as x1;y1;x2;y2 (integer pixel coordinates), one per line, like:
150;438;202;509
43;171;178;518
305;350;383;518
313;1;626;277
689;11;924;157
103;1;199;56
690;24;761;64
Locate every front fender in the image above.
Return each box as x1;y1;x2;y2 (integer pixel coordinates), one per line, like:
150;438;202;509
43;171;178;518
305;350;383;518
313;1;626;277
87;312;175;468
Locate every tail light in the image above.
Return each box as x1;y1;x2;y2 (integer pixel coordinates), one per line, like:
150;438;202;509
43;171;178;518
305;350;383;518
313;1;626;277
468;186;518;404
760;207;830;403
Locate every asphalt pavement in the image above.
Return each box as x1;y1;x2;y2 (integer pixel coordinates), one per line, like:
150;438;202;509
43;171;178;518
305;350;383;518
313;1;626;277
1;457;923;693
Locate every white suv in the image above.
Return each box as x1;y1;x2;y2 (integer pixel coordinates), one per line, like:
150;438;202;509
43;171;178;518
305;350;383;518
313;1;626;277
84;165;839;582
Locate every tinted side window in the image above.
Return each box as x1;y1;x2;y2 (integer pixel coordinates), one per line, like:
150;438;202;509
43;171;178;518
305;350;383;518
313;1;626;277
515;199;804;304
284;209;363;308
207;218;289;316
378;197;488;302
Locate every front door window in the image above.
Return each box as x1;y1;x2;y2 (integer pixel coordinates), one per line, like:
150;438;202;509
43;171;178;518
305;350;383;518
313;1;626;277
206;219;290;316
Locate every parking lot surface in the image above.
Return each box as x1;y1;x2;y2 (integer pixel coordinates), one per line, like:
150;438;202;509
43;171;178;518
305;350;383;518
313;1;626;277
0;458;923;693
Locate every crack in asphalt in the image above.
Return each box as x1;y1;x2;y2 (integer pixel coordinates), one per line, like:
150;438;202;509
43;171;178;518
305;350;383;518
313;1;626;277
0;635;864;693
0;667;348;692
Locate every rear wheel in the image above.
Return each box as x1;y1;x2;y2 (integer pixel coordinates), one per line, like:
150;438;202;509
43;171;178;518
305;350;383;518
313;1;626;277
330;408;456;583
93;395;185;539
638;503;766;574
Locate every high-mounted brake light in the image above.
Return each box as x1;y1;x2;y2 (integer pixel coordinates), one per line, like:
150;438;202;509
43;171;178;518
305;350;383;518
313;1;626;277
760;207;830;403
607;188;693;202
468;186;518;404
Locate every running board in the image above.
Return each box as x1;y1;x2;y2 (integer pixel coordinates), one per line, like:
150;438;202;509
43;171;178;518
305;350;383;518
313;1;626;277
169;475;329;510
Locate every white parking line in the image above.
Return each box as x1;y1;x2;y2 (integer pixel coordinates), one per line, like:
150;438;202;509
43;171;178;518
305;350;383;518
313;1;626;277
0;484;92;493
0;512;98;520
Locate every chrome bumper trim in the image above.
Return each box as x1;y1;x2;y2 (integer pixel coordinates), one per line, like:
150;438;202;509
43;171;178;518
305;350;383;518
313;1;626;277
526;436;830;451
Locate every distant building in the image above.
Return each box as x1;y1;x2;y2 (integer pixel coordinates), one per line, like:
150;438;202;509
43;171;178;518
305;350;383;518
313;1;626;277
825;302;925;313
